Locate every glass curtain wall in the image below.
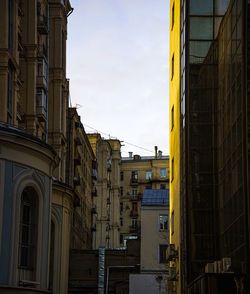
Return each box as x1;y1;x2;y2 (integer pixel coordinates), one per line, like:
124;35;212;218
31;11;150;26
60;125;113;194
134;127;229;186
184;0;231;283
217;0;248;273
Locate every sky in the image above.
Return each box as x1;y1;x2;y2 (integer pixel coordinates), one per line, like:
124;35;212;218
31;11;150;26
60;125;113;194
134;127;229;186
66;0;170;157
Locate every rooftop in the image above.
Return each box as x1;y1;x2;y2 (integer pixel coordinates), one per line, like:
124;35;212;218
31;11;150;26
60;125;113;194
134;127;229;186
142;189;169;207
122;155;169;162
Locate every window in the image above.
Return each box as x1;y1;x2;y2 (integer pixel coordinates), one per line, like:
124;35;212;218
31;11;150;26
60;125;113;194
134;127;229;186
19;187;38;269
171;54;174;79
172;2;175;29
159;215;168;230
7;70;12;123
131;171;138;182
159;245;168;263
146;170;152;179
171;105;174;130
61;86;64;130
120;202;123;213
132;188;137;198
145;185;152;190
120;171;124;181
132;202;138;212
120;186;123;196
171;211;174;234
9;0;13;52
120;218;123;226
131;218;137;228
160;168;166;178
120;234;123;244
61;30;64;68
171;157;174;181
160;184;166;189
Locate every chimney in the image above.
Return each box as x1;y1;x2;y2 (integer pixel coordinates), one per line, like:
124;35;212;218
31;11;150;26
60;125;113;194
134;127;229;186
155;146;158;159
158;150;162;158
129;152;133;158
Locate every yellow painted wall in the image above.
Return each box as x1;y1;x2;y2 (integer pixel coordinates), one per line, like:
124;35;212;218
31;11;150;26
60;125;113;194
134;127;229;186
169;0;181;293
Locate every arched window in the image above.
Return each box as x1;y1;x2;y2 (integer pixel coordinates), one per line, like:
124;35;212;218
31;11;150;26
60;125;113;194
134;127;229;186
19;187;38;280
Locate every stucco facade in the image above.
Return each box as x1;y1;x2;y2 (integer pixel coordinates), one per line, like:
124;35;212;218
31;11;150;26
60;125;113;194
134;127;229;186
120;151;169;245
87;134;121;249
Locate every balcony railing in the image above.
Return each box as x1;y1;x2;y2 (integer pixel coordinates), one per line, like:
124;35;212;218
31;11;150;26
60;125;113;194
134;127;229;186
130;210;138;217
37;15;48;34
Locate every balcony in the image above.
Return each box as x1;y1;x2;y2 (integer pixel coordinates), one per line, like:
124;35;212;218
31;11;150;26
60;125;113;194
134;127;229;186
91;188;97;197
130;177;138;185
36;88;47;121
37;15;48;34
107;163;112;172
74;157;81;166
129;225;138;233
73;176;80;186
37;59;48;89
91;207;97;214
92;169;97;180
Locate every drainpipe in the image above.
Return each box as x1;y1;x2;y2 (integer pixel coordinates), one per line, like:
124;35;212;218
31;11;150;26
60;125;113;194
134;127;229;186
98;246;105;294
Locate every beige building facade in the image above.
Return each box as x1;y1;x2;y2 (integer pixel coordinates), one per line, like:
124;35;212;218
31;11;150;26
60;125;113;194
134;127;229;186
88;134;121;249
120;149;169;246
0;1;77;293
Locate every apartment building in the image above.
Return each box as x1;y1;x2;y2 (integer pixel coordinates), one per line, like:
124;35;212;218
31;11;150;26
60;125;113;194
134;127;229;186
169;0;250;293
119;148;169;246
87;134;121;249
0;1;80;293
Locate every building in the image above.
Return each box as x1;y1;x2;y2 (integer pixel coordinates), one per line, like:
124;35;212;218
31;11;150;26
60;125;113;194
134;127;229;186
169;0;250;293
129;189;169;294
67;107;96;249
0;0;76;293
87;134;121;249
119;149;169;246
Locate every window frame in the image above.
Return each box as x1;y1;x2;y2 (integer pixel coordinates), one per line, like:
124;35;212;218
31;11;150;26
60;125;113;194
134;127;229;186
159;214;168;231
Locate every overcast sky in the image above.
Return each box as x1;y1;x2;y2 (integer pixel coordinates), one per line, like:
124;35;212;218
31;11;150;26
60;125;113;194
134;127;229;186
66;0;170;157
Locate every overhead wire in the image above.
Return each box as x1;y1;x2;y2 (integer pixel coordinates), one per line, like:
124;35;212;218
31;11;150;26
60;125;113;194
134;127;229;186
83;123;154;154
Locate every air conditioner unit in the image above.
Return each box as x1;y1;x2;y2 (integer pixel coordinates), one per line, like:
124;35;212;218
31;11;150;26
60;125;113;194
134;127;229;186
166;244;178;262
205;263;214;273
214;260;222;273
221;257;232;273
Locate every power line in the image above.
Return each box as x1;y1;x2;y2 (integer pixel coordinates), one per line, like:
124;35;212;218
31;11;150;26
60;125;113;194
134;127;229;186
83;123;154;153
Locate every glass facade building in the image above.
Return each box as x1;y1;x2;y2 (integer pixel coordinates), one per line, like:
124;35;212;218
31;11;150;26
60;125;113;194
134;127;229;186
171;0;250;291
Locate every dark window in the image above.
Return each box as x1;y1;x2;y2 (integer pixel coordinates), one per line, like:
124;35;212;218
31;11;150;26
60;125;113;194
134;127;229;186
132;202;137;212
9;0;13;52
19;187;38;269
159;215;168;230
159;245;168;263
131;171;138;181
172;54;174;79
120;218;123;226
61;86;64;130
120;202;123;213
171;105;174;130
171;211;174;234
120;234;123;244
160;184;166;189
61;31;64;68
120;186;123;196
120;171;124;181
7;70;12;122
171;157;174;181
